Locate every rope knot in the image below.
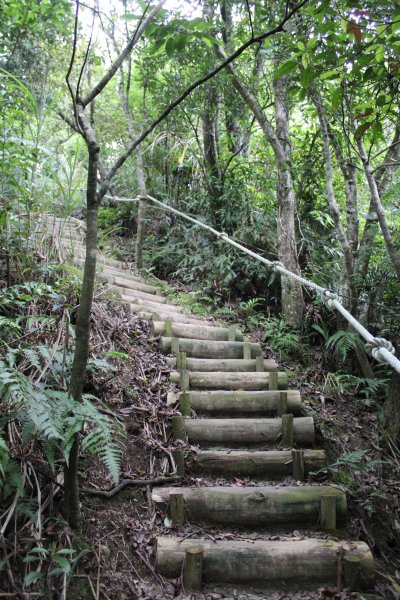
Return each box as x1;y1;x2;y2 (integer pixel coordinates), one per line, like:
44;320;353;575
365;337;395;363
271;260;284;272
323;290;339;308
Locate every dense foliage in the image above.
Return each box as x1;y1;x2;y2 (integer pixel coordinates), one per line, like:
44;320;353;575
0;0;399;596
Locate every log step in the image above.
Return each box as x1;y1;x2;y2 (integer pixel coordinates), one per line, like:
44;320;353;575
160;337;261;359
121;295;185;313
170;370;288;390
189;449;326;478
100;266;143;280
177;389;301;415
174;416;315;447
151;320;243;341
134;310;220;327
118;287;168;304
166;357;277;372
156;537;374;590
152;485;347;528
103;275;159;295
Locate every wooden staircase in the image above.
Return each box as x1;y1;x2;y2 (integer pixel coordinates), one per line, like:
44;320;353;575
55;223;375;597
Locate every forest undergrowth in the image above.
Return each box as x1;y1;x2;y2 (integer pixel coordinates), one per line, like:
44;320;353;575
0;227;399;599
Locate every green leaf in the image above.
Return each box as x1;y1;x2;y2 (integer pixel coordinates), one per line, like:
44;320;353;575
274;59;297;80
54;556;71;572
121;13;139;21
24;571;42;586
331;86;343;110
174;33;187;52
165;37;175;58
148;38;165;55
300;68;314;88
320;69;340;80
375;45;385;63
354;121;372;140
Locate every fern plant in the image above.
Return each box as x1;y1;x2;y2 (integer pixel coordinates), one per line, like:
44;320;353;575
325;330;360;362
0;359;123;484
262;317;304;358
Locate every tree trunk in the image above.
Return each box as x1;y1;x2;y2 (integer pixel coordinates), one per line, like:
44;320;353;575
311;91;354;285
215;45;304;327
63;120;100;528
384;373;400;444
355;125;400;281
356;136;400;279
274;75;304;326
203;83;223;226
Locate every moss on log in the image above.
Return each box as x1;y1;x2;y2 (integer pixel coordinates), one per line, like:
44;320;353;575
118;288;168;304
182;417;314;446
121;295;184;313
182;390;301;415
160;337;261;359
190;449;325;478
165;357;277;372
153;485;346;528
169;371;288;391
156;537;374;590
151;321;242;341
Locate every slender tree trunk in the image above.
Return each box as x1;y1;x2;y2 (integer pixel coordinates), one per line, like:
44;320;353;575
354;126;399;281
356;136;400;279
135;151;147;269
311;91;354;283
273;76;304;326
203;83;222;222
213;45;303;326
64;117;100;527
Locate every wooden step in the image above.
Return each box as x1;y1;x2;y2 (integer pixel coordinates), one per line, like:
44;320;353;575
134;309;219;327
151;320;243;341
152;485;347;528
174;416;315;447
121;295;185;313
177;389;300;415
189;449;326;478
100;266;142;280
118;287;167;304
103;276;159;295
170;370;288;390
160;337;261;359
166;357;277;372
156;537;374;590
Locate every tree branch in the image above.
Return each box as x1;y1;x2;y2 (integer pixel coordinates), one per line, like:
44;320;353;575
97;0;309;200
81;0;166;107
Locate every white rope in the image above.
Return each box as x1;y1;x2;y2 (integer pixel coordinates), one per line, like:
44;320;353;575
113;192;400;374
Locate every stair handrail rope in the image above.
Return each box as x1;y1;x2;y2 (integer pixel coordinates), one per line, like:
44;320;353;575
105;192;400;374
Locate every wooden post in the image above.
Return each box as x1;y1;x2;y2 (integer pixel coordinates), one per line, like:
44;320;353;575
183;545;203;592
255;355;264;372
180;392;191;416
243;341;251;360
180;370;190;391
292;449;305;481
169;492;185;525
172;416;186;442
320;492;337;529
282;414;294;447
269;370;278;391
172;448;185;477
179;351;187;370
277;391;288;416
164;318;172;337
171;337;179;354
343;554;361;590
228;325;236;342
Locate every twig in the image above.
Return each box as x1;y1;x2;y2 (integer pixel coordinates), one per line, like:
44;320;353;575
80;475;181;498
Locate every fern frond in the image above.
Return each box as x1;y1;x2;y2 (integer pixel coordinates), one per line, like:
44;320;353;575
326;330;359;361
